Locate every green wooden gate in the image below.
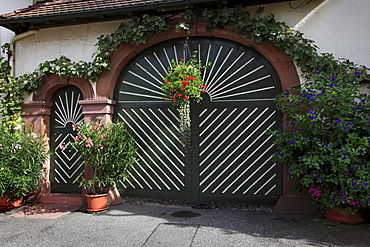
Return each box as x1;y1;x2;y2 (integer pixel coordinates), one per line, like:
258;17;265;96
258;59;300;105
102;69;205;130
115;38;282;204
50;86;84;193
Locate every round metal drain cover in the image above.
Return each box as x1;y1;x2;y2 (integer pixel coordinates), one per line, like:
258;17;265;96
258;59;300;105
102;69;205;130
171;211;201;218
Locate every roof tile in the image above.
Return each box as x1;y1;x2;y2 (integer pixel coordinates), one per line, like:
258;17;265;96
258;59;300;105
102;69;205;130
1;0;178;19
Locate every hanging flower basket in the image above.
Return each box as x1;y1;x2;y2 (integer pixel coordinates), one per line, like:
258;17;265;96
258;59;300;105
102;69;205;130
161;56;210;146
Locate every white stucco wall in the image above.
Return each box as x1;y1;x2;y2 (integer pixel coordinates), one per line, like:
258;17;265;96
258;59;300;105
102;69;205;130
293;0;370;67
10;0;370;77
247;0;370;67
12;20;122;77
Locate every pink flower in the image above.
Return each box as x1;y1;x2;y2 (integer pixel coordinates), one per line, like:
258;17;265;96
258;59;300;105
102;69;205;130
72;124;76;131
308;185;322;199
85;137;93;147
58;142;66;150
100;134;106;140
348;200;361;206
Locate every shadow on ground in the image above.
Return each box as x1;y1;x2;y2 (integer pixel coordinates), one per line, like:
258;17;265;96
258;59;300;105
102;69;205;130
1;202;370;247
100;203;370;247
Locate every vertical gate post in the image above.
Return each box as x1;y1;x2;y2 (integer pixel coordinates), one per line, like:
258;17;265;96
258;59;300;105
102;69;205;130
187;100;201;201
22;101;53;197
78;99;116;122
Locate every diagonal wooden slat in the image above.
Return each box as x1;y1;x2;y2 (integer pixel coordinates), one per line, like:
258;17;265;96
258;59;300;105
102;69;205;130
199;109;277;194
118;108;185;191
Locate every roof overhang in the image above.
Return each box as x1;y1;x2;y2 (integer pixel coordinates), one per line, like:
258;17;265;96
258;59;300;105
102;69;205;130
0;0;293;34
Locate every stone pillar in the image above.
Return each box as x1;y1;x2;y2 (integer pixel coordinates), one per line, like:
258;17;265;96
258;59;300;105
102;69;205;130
78;99;116;123
21;101;53;197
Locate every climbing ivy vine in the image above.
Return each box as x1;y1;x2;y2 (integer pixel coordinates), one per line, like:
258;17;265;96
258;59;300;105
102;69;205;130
0;14;169;128
0;5;368;128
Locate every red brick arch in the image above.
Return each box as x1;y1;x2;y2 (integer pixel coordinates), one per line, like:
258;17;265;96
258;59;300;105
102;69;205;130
96;19;299;100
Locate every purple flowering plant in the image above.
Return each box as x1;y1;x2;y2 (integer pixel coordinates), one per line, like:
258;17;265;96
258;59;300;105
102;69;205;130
66;119;137;195
270;63;370;213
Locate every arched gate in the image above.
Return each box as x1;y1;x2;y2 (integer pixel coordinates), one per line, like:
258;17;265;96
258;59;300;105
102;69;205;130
115;38;282;204
50;86;84;194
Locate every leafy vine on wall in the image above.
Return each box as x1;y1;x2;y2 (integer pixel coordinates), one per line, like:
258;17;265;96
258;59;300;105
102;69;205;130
0;5;367;128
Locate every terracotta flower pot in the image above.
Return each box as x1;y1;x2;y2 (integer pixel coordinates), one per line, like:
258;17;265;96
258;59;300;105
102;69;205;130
325;208;364;224
85;193;108;213
0;192;23;210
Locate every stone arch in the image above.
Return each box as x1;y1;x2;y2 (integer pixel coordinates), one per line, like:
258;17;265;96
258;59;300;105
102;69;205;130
22;74;94;134
33;74;94;102
95;19;304;211
96;19;299;100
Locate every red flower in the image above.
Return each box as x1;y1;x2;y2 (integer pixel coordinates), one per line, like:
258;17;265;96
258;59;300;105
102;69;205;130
184;96;189;99
182;75;188;79
181;87;186;90
171;97;176;101
180;58;185;61
177;93;182;97
165;80;170;83
182;80;187;84
202;90;207;93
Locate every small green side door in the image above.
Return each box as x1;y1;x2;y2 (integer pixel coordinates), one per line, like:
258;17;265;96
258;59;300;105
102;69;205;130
50;86;84;194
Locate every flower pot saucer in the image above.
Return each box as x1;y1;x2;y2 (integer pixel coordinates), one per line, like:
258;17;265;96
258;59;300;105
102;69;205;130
86;207;108;214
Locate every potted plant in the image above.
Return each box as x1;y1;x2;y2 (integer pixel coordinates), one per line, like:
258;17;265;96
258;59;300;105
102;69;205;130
66;118;137;212
0;127;49;210
270;62;370;223
161;54;210;146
